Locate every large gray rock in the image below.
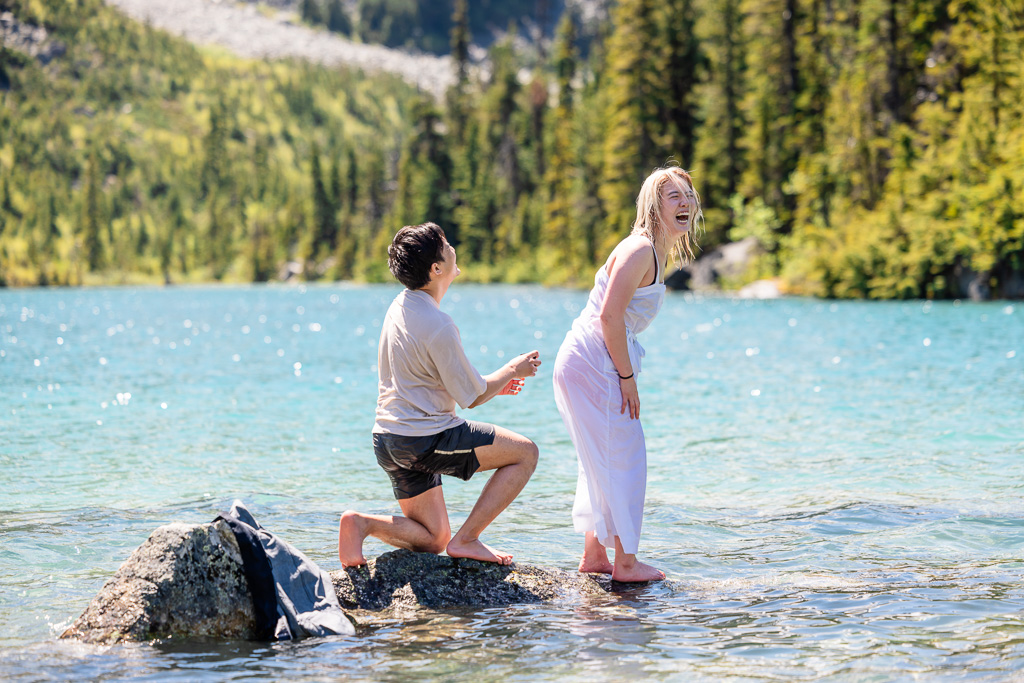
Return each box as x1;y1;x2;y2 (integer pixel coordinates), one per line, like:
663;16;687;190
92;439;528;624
62;525;639;643
0;13;67;65
60;522;258;644
667;236;763;291
330;549;610;615
954;263;991;301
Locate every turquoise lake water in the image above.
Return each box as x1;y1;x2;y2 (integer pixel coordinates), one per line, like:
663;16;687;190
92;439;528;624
1;284;1022;681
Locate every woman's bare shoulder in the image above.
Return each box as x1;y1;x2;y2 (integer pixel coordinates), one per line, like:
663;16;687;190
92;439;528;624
605;234;655;288
608;234;652;264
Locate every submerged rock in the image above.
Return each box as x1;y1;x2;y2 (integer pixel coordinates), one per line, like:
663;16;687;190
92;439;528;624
62;523;629;643
61;521;258;644
330;549;609;613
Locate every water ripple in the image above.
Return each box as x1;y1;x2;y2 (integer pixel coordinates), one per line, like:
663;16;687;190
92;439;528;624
1;286;1023;680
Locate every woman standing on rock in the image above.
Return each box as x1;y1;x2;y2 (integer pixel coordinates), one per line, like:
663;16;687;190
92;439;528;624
552;165;702;582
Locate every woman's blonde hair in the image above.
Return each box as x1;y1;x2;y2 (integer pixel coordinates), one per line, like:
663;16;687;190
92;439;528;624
631;165;703;263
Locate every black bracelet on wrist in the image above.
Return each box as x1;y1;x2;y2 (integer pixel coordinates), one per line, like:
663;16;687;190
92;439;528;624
618;371;634;381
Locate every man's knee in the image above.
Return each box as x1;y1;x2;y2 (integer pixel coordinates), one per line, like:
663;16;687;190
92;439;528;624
422;529;452;555
339;509;362;530
521;439;539;473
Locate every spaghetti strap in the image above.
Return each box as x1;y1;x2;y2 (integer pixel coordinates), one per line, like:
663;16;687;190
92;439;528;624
640;241;659;288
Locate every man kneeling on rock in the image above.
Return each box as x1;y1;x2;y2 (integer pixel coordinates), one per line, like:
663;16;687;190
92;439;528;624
339;222;541;567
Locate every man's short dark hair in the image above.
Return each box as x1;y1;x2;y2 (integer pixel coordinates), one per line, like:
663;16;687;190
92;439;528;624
388;223;447;290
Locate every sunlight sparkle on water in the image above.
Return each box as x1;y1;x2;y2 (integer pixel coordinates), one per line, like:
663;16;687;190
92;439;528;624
2;286;1024;682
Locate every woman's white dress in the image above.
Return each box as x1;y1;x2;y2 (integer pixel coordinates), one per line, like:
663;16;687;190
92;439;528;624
552;251;665;554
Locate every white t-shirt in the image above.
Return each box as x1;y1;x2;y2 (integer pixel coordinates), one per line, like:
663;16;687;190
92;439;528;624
373;289;487;436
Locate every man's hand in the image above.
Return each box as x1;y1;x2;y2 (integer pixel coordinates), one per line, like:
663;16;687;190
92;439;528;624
499;378;525;395
510;350;541;378
471;351;542;408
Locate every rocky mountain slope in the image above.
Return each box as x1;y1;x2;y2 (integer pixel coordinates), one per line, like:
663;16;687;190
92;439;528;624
105;0;454;96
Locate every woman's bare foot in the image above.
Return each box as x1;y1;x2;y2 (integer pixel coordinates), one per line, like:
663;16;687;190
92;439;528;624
579;558;614;574
446;536;513;565
338;511;368;568
579;531;613;573
611;559;665;582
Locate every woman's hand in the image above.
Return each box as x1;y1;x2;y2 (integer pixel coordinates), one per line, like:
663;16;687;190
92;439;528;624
619;375;640;419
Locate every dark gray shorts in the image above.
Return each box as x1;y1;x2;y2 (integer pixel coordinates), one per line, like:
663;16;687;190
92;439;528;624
373;420;497;500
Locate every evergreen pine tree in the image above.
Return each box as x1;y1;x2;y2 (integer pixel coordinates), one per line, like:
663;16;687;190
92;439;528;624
543;12;579;270
84;151;105;272
44;194;60;251
598;0;663;240
300;0;324;26
692;0;747;245
325;0;351;35
452;0;470;89
658;0;702;167
200;100;228;199
310;144;336;259
737;0;802;229
396;98;455;239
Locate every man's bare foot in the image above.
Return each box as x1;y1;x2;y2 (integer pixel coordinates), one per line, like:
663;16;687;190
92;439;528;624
446;537;513;565
611;559;665;582
338;511;368;568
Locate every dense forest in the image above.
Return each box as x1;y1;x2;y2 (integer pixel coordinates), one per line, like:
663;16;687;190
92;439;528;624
1;0;1022;297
